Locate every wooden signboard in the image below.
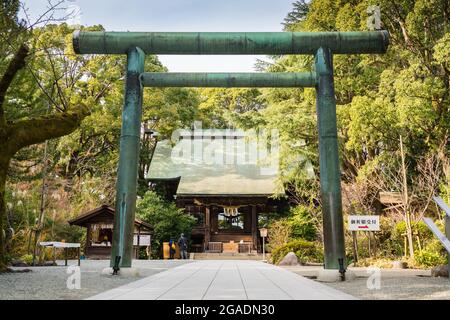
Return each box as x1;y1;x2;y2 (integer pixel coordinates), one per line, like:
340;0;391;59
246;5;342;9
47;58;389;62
379;192;403;204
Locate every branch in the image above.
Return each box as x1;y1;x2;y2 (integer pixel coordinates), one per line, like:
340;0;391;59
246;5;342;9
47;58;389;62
8;106;90;154
0;43;29;125
21;0;68;30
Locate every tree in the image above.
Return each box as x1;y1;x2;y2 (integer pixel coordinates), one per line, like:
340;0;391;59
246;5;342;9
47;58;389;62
136;191;196;257
0;1;126;269
197;88;266;129
282;0;309;31
264;0;449;208
0;2;204;267
138;86;200;193
228;0;450;261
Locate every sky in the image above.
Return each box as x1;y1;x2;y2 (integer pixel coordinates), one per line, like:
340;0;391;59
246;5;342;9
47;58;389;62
21;0;295;72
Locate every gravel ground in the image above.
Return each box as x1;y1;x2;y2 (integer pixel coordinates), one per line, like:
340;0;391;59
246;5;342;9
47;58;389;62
284;266;450;300
3;261;449;300
0;259;191;300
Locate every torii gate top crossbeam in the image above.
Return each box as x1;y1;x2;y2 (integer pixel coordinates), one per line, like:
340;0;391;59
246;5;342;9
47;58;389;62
73;31;389;55
140;72;316;88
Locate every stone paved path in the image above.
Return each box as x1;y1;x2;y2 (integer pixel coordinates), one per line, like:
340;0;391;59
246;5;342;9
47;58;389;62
87;260;355;300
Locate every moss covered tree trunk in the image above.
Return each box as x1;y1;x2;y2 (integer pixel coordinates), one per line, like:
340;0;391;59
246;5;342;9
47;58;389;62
0;155;10;271
0;112;88;269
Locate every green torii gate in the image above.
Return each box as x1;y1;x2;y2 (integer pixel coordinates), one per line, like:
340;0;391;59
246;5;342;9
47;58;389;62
73;30;389;271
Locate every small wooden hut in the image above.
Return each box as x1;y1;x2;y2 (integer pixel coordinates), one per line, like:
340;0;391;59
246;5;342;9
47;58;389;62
68;205;153;259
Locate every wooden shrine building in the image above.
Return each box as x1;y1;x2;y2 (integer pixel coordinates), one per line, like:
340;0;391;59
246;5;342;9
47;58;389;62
69;205;153;259
146;129;310;253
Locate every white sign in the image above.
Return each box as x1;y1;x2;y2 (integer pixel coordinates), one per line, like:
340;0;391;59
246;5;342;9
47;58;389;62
39;241;80;248
133;235;151;246
348;215;380;231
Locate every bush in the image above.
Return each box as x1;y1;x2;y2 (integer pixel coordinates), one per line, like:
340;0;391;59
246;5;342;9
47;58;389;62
389;220;435;256
393;220;433;240
20;254;33;265
415;250;447;268
271;239;323;265
267;218;291;252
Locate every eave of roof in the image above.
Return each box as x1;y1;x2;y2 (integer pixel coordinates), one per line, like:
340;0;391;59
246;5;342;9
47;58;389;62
68;205;153;231
176;193;275;197
68;204;114;225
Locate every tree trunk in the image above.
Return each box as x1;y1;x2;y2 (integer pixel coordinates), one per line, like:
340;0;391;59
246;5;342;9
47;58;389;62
0;153;11;271
400;135;414;259
0;40;90;269
0;109;89;268
32;140;48;265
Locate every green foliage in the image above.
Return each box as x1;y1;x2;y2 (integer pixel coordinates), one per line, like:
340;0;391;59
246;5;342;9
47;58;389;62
197;88;266;129
271;239;323;265
270;0;449;194
414;237;448;268
272;0;448;267
0;2;202;264
136;191;196;257
392;220;433;242
386;220;434;257
287;205;317;241
283;0;309;31
415;250;447;268
393;220;432;238
19;254;33;265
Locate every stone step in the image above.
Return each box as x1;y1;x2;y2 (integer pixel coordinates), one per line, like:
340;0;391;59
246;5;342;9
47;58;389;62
191;253;268;260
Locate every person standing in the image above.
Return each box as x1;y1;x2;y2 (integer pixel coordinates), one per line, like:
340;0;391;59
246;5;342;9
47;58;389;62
178;233;188;259
169;238;176;259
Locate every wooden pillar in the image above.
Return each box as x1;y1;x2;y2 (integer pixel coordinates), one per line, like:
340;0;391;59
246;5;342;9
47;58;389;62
205;206;211;251
251;205;257;251
244;207;251;233
136;226;141;259
85;223;91;258
352;231;358;264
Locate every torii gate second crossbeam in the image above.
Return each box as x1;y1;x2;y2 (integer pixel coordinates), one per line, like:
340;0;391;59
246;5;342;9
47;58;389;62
73;30;389;271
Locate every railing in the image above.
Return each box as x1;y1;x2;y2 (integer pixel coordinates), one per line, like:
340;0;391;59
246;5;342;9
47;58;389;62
423;197;450;265
207;242;223;253
433;196;450;217
238;243;252;254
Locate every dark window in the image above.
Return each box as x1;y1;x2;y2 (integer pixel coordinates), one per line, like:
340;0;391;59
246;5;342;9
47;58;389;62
218;213;244;230
188;206;205;226
193;212;204;225
90;224;113;247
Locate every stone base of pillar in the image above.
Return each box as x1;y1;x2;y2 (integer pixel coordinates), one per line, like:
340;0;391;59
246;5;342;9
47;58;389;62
317;269;356;282
101;267;140;277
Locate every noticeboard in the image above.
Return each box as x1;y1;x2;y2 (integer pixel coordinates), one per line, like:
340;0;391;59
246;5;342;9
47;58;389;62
133;235;151;246
348;215;380;231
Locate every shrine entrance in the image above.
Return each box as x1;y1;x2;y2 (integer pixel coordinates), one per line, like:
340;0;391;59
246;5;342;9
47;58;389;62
73;30;389;270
